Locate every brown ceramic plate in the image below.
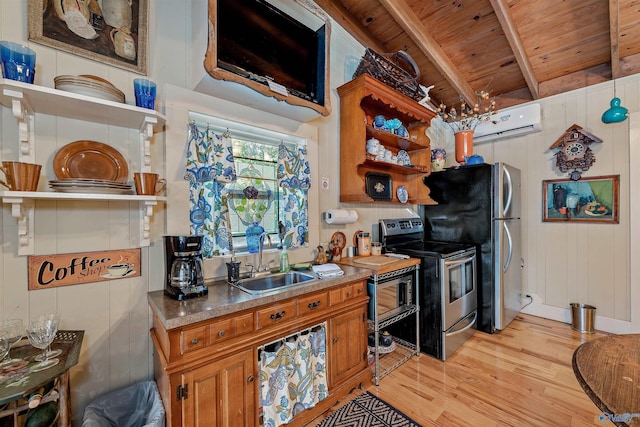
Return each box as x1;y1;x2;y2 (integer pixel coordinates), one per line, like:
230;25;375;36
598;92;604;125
53;141;129;182
352;230;364;247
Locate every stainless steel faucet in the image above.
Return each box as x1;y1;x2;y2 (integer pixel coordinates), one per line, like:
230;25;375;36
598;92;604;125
248;232;273;277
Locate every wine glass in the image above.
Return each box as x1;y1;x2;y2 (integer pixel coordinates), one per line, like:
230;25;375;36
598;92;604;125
0;319;24;367
33;314;62;361
0;332;10;364
27;315;60;372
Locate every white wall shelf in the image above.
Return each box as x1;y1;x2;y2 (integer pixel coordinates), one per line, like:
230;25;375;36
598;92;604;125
0;78;168;255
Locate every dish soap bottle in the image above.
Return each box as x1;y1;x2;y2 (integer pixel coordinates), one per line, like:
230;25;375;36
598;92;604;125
279;247;290;272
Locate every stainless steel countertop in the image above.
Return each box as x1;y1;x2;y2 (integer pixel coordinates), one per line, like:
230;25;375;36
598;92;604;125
148;264;373;330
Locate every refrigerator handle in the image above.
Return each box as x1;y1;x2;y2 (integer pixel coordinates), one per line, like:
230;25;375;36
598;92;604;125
503;222;513;272
503;166;513;217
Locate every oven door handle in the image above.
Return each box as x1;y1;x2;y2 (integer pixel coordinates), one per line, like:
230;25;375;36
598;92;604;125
445;311;477;337
444;254;476;268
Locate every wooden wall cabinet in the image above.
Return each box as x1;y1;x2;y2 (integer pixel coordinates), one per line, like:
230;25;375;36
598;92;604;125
151;280;370;427
337;75;437;204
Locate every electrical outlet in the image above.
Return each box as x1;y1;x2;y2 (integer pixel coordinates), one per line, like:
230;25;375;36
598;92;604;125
321;177;329;190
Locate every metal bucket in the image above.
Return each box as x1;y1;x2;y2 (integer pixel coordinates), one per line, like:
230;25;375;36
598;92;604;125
570;303;596;333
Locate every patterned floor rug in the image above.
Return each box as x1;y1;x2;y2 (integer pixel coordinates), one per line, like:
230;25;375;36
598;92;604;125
315;392;421;427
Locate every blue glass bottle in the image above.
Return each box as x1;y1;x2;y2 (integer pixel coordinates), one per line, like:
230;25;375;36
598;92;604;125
246;222;264;253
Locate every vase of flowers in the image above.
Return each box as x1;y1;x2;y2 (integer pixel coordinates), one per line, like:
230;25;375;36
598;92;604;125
436;90;497;164
454;131;474;163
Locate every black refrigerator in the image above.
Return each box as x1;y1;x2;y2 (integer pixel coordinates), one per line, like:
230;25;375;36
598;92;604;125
420;162;522;333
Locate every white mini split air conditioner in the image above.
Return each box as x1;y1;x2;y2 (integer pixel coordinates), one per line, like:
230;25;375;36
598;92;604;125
473;103;542;143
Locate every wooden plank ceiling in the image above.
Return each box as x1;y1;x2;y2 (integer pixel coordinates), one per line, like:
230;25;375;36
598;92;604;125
314;0;640;109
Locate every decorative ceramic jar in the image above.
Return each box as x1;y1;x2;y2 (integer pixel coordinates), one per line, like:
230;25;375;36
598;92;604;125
431;148;446;172
366;137;380;155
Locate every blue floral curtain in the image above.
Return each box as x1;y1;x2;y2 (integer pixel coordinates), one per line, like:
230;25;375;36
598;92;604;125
277;144;310;249
259;325;327;427
184;123;236;257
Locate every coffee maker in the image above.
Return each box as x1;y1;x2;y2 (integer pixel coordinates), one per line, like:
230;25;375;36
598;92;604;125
164;235;207;300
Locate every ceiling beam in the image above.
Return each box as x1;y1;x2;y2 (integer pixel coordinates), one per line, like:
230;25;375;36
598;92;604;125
609;0;620;79
538;63;610;98
488;0;539;99
377;0;477;106
311;0;386;53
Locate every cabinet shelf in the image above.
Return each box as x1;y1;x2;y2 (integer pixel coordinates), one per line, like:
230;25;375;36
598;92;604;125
0;78;165;130
366;125;429;152
338;75;436;204
360;158;428;175
0;78;167;255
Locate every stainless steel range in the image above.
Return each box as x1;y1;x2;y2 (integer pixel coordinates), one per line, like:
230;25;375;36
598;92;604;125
380;218;477;360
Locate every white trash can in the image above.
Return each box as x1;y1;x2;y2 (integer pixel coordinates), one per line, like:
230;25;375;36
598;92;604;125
570;303;596;333
82;380;165;427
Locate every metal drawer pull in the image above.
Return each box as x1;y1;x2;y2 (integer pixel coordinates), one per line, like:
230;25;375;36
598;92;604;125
247;375;254;383
332;337;338;343
346;292;352;297
191;338;199;345
270;311;286;320
218;330;226;337
307;301;321;310
445;312;477;337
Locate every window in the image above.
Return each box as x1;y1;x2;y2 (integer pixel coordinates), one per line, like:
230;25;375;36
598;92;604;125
186;112;309;257
227;138;279;249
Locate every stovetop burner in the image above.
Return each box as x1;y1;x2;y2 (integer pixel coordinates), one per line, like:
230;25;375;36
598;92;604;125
380;218;475;258
385;240;473;258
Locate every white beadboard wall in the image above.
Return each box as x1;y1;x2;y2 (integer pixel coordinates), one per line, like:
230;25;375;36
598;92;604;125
1;0;640;424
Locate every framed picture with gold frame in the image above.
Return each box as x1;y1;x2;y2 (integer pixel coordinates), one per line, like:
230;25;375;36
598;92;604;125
28;0;148;75
543;175;619;223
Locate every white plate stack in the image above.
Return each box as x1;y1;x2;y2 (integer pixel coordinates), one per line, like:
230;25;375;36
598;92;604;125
54;75;126;103
49;178;132;194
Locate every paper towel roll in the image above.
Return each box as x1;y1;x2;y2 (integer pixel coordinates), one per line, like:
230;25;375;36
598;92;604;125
323;209;358;224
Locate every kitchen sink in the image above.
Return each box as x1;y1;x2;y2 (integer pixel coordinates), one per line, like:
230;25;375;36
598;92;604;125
231;271;316;294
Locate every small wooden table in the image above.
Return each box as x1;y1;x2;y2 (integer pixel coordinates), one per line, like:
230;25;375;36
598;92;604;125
573;334;640;426
0;330;84;427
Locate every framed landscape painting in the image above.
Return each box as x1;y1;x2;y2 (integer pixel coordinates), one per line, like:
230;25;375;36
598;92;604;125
28;0;148;74
542;175;619;223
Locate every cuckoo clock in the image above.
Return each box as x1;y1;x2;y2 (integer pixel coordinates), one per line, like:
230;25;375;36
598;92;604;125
549;124;602;180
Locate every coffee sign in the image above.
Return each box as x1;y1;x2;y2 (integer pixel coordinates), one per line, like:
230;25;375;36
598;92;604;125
28;249;141;290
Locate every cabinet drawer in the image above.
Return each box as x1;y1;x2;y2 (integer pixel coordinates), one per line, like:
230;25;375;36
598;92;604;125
352;281;366;299
234;312;255;337
256;300;297;330
329;287;344;306
181;326;207;354
298;292;329;316
209;318;234;344
329;281;366;306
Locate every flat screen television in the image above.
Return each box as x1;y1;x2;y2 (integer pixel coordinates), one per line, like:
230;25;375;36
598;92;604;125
214;0;327;108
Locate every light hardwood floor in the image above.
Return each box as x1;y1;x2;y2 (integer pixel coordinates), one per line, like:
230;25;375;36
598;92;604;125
313;313;609;426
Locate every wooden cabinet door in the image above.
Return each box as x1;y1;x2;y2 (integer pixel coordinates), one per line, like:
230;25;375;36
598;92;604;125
181;348;256;427
328;306;368;387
